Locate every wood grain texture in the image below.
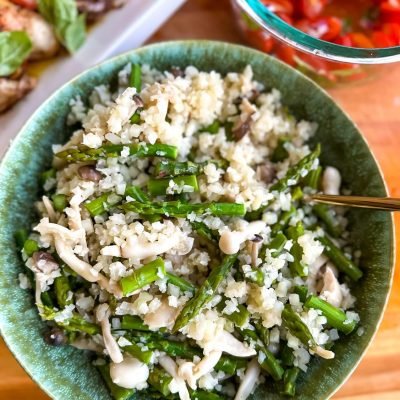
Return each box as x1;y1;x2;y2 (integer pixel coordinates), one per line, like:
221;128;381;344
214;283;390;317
1;0;399;398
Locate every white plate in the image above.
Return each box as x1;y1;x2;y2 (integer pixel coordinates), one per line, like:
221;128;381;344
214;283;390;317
0;0;186;157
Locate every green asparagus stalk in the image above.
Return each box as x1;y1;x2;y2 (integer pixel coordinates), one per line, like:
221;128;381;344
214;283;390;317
23;239;39;257
259;232;287;260
120;315;151;331
173;254;238;332
125;185;150;203
97;364;134;400
130;63;142;92
84;192;121;216
287;222;307;277
121;200;246;218
166;272;196;294
123;343;153;364
293;285;309;303
40;168;56;187
291;186;303;201
15;229;28;249
148;367;172;397
281;305;316;349
317;235;363;281
190;221;220;243
304;295;357;334
51;194;68;212
282;367;300;397
280;344;295;367
54;274;72;308
218;299;250;329
56;143;178;163
40;306;100;335
271;206;296;236
120;258;166;295
130;111;141;124
245;268;264;286
148;175;199;196
253;320;270;348
190;390;224;400
199;120;220;134
240;329;284;381
154;160;227;178
304;166;322;190
271;137;289;162
313;204;342;238
41;291;55;308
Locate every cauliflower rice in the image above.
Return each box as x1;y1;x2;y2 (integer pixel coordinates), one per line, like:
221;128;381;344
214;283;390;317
17;63;362;400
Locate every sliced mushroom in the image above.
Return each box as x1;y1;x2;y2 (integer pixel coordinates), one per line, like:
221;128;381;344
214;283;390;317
78;165;102;182
313;345;335;360
159;355;190;400
219;221;265;255
133;94;144;108
320;265;343;308
322;166;341;196
144;297;178;330
71;337;103;353
207;330;256;358
232;115;252;141
42;195;57;222
256;162;276;184
234;358;260;400
44;327;68;346
96;304;123;364
110;356;149;389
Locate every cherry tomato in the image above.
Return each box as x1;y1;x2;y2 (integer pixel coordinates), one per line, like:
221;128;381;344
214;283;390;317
276;12;294;25
347;32;375;48
371;30;397;47
334;34;355;47
261;0;294;15
380;0;400;24
274;43;296;66
246;29;276;53
10;0;37;9
295;16;343;41
382;22;400;44
297;0;328;19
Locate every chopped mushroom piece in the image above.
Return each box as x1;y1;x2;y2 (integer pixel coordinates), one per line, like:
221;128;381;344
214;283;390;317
159;355;190;400
78;165;103;182
206;330;256;358
322;166;341;196
256;162;276;184
42;195;57;222
144;297;179;330
110;356;149;389
0;75;36;113
320;265;343;308
234;358;260;400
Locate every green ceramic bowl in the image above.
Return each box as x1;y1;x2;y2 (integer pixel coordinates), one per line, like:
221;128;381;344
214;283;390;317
0;41;394;400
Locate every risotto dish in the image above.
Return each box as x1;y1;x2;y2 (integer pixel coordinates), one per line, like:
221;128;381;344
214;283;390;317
16;62;363;400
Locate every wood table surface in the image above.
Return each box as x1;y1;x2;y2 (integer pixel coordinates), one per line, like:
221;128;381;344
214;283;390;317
1;0;399;398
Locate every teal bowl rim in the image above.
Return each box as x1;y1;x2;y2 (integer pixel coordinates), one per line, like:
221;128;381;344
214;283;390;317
0;40;396;400
236;0;400;64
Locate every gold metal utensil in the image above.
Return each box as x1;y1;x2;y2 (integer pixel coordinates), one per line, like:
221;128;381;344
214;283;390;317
311;194;400;212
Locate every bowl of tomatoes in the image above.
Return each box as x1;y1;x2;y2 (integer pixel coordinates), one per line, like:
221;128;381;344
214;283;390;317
232;0;400;86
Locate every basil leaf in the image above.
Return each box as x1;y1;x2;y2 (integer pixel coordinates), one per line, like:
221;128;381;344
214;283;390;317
38;0;86;54
0;31;32;77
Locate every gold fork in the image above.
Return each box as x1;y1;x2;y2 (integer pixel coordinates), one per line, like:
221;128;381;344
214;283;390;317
311;194;400;211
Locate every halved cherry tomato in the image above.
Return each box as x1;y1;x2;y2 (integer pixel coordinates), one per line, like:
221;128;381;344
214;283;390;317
10;0;37;9
295;16;343;41
334;34;355;47
276;12;294;25
380;0;400;24
371;30;397;47
246;29;276;53
274;43;296;66
347;32;375;48
261;0;294;15
382;22;400;44
297;0;329;19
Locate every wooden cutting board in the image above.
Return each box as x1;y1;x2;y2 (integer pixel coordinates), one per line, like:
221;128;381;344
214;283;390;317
1;0;399;398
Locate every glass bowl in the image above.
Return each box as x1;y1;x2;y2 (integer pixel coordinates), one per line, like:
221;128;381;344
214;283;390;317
231;0;400;87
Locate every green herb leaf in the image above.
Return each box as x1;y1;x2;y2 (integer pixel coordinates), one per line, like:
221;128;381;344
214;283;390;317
0;31;32;77
38;0;86;54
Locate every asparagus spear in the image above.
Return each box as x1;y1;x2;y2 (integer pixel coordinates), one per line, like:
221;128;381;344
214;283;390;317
282;367;300;397
125;185;150;203
85;192;121;217
121;200;246;218
218;298;250;329
317;235;363;281
120;315;151;331
293;285;308;303
286;222;307;277
253;320;270;348
154;160;227;178
120;258;166;295
304;166;322;190
271;206;296;236
97;364;134;400
41;291;55;308
190;390;224;400
130;63;142;92
190;221;219;243
23;239;39;257
280;344;295;367
313;204;342;238
271;137;289;162
54;274;72;308
56;143;178;163
240;329;284;381
166;272;196;294
148;175;199;196
123;343;153;364
51;194;68;212
15;229;28;249
199;120;220;134
246;145;321;221
304;295;357;334
40;168;56;187
259;232;287;261
148;367;172;397
173;254;238;332
40;306;100;335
